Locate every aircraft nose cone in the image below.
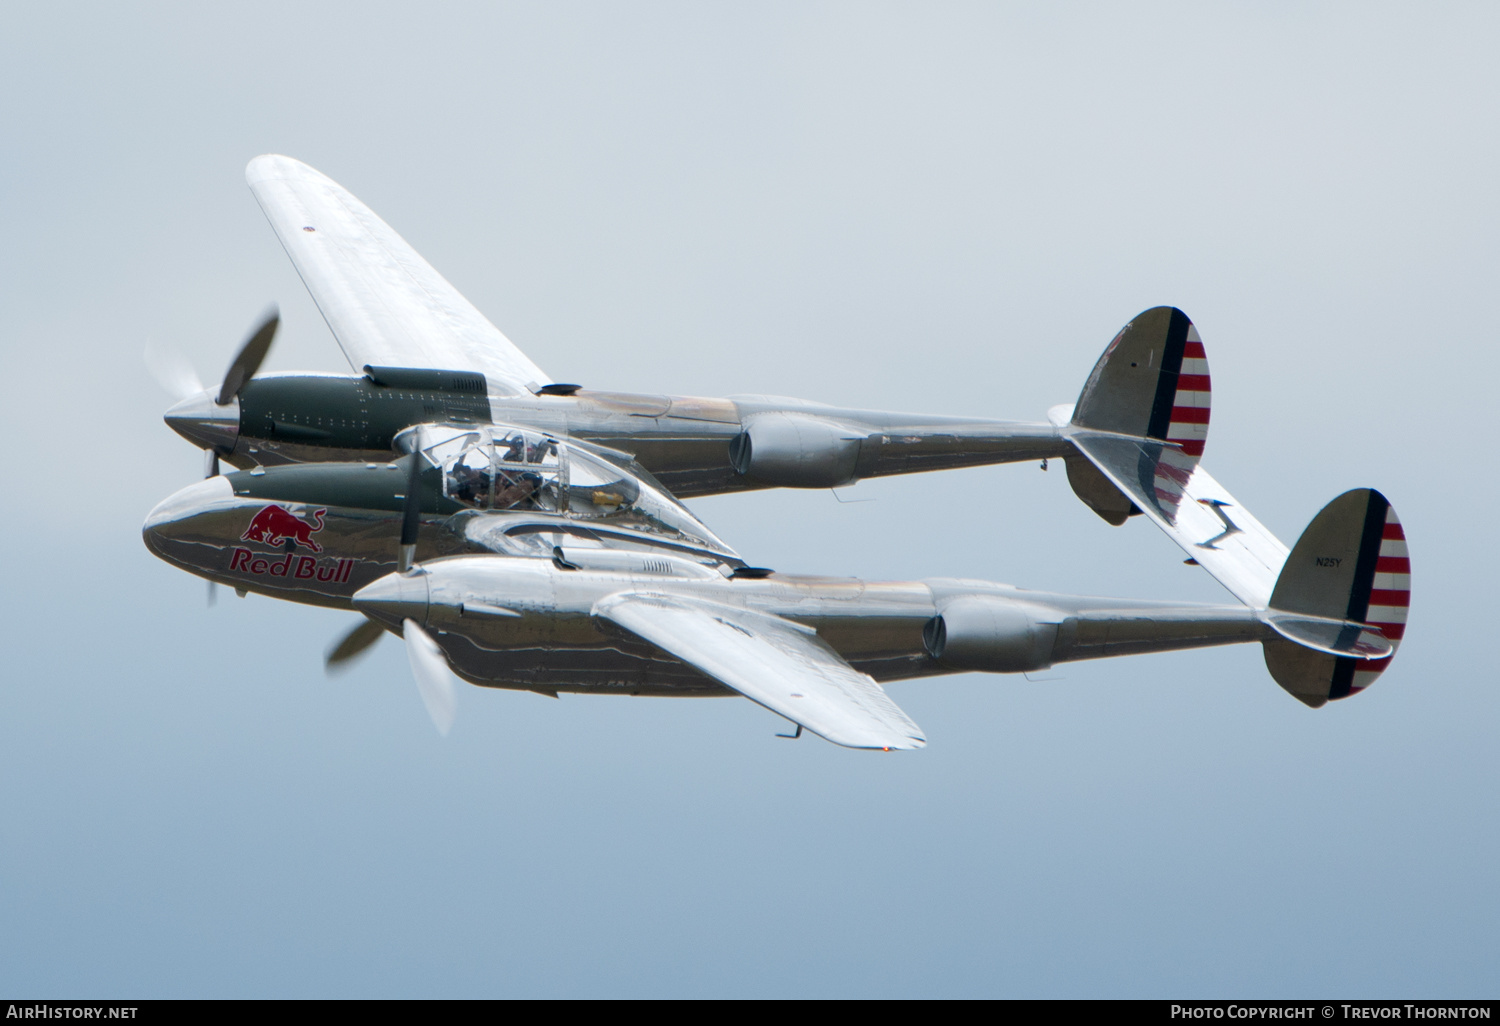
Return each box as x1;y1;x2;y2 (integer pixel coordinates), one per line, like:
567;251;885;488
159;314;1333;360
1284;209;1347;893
353;571;431;630
142;476;236;557
164;391;240;452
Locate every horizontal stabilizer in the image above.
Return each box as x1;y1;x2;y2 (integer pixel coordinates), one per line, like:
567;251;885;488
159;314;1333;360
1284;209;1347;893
593;593;926;750
1264;489;1409;706
1066;433;1289;608
1263;613;1392;659
1059;307;1292;605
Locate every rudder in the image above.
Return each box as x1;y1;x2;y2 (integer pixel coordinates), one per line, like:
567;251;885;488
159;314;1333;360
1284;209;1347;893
1264;489;1410;706
1072;306;1211;454
1067;307;1211;523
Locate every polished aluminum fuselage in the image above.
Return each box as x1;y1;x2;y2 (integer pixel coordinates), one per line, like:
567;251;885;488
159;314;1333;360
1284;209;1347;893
397;555;943;696
144;477;1267;697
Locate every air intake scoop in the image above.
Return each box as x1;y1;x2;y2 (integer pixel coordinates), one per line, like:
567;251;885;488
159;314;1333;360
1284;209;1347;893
364;366;488;393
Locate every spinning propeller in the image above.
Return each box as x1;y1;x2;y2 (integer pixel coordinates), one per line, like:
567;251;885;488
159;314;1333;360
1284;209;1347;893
149;308;279;606
402;617;459;736
149;306;280;477
326;607;458;737
327;438;463;736
325;619;384;670
216;309;279;406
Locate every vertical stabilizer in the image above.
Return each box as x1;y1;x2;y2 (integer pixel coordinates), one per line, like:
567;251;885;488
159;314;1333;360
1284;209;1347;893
1072;306;1211;454
1068;307;1211;523
1264;490;1410;706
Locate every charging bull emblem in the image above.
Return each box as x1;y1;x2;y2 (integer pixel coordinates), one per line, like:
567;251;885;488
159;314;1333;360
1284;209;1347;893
241;505;327;552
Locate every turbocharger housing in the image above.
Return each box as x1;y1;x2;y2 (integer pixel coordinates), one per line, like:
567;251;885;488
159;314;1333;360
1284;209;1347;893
729;413;864;489
923;597;1059;673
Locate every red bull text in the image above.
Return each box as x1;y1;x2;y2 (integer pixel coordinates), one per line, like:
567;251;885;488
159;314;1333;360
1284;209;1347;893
227;548;356;582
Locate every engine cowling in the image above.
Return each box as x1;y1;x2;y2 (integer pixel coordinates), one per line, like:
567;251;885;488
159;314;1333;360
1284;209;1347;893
923;597;1059;673
729;413;864;488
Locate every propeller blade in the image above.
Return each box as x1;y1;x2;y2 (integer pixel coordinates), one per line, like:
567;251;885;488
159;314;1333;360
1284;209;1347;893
203;448;220;479
325;618;385;674
207;580;217;607
403;618;457;735
144;339;205;402
398;452;423;573
216;306;279;405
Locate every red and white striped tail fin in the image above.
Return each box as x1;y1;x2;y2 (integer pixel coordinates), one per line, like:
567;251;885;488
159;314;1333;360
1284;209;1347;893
1071;306;1212;449
1348;503;1410;696
1264;490;1410;706
1165;324;1210;458
1066;307;1214;525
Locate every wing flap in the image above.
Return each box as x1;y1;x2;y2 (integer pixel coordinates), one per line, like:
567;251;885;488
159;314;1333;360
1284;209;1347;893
594;593;926;750
246;154;548;396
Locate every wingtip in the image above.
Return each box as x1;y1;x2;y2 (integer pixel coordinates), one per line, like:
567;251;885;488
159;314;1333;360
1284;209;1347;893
245;153;337;189
861;734;927;751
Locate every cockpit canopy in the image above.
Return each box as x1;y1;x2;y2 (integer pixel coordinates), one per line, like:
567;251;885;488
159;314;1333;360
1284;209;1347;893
411;424;731;555
429;427;562;512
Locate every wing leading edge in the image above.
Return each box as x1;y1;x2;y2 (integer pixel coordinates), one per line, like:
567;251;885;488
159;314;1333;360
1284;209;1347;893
593;593;926;750
246;154;549;396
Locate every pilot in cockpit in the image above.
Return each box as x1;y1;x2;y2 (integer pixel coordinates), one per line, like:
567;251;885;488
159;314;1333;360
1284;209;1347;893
450;463;488;506
493;471;541;510
500;435;554;465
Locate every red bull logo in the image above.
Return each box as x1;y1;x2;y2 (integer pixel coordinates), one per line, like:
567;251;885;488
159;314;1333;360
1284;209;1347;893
241;504;326;552
231;504;357;585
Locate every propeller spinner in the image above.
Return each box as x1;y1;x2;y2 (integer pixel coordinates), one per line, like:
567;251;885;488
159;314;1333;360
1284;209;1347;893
157;306;280;460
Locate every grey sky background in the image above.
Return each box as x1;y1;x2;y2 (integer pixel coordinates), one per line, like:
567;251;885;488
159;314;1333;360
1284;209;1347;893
2;2;1495;997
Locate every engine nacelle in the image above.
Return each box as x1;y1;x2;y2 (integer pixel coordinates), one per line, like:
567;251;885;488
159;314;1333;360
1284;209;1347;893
923;597;1059;674
729;413;864;488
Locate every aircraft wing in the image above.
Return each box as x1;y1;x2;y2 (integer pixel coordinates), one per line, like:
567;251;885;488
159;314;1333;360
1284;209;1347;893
246;154;549;396
593;593;927;750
